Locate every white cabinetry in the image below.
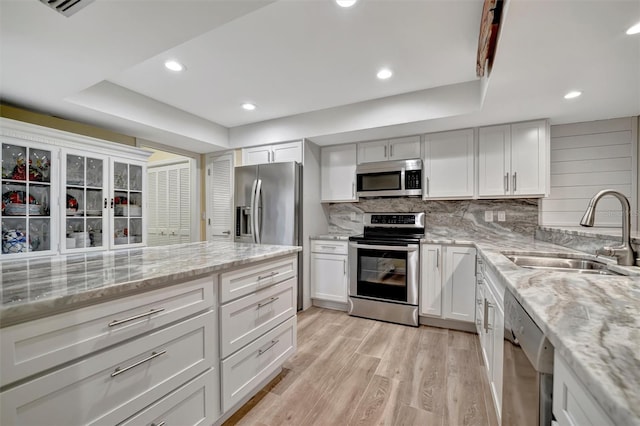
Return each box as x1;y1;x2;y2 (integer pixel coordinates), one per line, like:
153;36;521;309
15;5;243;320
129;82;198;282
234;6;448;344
476;255;505;423
0;276;218;426
478;119;548;197
1;118;151;258
420;244;476;323
242;141;302;166
310;239;348;308
553;353;615;426
357;135;421;164
218;255;298;413
423;129;474;199
321;144;357;202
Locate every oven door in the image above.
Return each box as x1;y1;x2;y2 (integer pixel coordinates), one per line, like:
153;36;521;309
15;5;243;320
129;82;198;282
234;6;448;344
348;241;419;305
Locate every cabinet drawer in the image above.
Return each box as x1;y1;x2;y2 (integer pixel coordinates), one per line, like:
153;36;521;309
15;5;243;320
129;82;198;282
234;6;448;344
221;316;296;412
220;255;297;303
221;277;296;358
119;368;219;426
0;310;215;426
311;240;348;254
0;275;215;387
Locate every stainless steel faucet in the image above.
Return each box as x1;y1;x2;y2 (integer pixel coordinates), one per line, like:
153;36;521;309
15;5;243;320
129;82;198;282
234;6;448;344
580;189;636;266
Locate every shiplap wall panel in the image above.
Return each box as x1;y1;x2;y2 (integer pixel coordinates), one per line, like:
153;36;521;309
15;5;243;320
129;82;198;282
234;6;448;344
541;117;637;228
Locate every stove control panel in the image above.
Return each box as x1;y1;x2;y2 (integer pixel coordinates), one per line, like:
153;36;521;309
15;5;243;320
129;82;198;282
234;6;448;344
365;212;425;228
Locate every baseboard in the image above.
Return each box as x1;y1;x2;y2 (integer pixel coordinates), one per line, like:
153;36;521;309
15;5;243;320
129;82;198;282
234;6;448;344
419;315;477;333
312;299;348;312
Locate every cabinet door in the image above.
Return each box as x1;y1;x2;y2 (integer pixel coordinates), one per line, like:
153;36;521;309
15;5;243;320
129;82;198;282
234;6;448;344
310;252;348;303
321;144;357;202
388;136;421;160
442;246;476;323
272;141;302;164
62;151;109;252
207;153;234;241
242;146;272;166
424;129;474;199
478;125;510;197
357;140;388;164
1;141;57;258
111;159;145;248
420;244;442;317
510;120;547;196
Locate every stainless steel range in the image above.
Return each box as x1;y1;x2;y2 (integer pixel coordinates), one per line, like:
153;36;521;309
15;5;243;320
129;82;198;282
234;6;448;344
348;212;424;327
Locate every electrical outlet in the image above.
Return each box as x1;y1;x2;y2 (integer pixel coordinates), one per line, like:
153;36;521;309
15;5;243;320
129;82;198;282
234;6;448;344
350;212;357;220
484;210;494;222
497;211;506;222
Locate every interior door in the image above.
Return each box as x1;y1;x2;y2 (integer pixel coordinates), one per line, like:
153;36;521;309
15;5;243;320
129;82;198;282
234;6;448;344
208;153;234;241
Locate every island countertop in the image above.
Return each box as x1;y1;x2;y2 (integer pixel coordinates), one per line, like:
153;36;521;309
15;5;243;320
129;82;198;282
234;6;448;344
0;241;301;328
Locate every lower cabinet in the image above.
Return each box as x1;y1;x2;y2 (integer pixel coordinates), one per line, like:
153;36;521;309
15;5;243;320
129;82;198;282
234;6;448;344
218;254;298;415
420;244;476;323
476;255;505;424
553;353;614;426
310;239;348;306
1;310;216;425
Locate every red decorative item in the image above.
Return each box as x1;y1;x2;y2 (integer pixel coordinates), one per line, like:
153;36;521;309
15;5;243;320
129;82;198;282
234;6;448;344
67;194;78;209
12;164;26;181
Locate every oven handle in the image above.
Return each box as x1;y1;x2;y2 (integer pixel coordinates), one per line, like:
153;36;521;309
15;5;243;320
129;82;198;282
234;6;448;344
349;242;418;252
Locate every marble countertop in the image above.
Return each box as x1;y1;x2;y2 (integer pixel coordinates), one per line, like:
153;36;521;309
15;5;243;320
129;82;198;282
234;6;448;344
0;241;301;328
539;225;640;244
422;227;640;426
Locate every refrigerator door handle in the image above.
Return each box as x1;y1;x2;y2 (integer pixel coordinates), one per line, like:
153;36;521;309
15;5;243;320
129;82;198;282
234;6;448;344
253;179;263;244
250;179;258;243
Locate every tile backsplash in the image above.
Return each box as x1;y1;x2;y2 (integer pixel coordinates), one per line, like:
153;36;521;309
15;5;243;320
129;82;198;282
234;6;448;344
327;198;539;237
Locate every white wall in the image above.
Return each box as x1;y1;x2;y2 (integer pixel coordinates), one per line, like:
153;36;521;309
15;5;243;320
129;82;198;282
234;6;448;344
540;117;638;229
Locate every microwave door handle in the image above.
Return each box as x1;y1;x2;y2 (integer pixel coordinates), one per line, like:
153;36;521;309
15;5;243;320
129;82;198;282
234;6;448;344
254;179;262;244
348;243;418;252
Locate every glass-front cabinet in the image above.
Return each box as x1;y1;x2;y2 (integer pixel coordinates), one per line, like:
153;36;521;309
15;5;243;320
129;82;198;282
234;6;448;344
2;141;56;257
1;117;150;258
62;152;109;252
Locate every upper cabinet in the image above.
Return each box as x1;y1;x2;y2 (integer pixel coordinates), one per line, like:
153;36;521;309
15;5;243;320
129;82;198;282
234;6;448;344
241;141;302;166
357;135;421;164
321;144;357;202
1;118;151;258
478;120;549;197
423;129;474;199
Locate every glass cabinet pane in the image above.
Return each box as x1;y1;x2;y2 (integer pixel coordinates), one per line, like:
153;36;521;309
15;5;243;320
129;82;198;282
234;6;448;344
2;143;53;257
66;155;85;186
130;165;142;191
114;162;128;190
86;157;103;187
114;217;128;245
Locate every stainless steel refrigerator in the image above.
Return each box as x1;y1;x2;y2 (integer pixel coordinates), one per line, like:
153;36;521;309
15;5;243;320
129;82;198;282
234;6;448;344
234;161;302;308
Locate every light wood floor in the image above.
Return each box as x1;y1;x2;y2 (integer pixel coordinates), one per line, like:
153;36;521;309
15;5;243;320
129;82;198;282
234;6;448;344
224;307;498;426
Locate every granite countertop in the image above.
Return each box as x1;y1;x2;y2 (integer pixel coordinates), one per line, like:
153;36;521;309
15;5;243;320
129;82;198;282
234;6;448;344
539;225;640;245
0;241;301;327
421;228;640;426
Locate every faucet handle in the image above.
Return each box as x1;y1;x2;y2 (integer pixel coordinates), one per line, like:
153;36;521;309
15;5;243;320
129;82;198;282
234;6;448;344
595;247;614;257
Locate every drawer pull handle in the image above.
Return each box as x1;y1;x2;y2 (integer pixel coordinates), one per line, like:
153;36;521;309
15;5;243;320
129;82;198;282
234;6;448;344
257;297;279;308
259;339;279;356
258;271;278;281
108;307;165;327
111;350;166;378
151;422;166;426
320;245;336;250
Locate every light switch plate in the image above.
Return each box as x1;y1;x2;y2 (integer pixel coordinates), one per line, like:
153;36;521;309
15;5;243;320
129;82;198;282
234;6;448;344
497;211;506;222
484;211;493;222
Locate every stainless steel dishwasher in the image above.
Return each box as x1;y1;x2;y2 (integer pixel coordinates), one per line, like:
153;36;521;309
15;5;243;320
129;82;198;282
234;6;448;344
502;289;554;426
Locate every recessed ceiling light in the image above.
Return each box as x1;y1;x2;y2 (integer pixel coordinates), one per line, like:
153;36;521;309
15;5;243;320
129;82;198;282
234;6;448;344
242;103;256;111
377;68;393;80
564;91;582;99
336;0;357;7
626;21;640;35
164;60;184;72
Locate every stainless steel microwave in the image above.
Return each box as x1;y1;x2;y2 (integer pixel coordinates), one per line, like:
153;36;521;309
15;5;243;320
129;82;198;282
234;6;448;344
356;159;422;197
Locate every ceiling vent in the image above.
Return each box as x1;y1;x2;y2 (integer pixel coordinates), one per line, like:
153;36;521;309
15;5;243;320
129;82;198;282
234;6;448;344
39;0;95;17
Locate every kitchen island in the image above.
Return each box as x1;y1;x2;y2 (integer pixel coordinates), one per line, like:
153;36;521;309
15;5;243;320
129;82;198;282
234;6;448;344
0;240;301;426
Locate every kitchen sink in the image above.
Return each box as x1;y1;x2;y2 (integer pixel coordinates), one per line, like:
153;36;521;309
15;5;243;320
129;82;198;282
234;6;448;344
504;254;624;276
